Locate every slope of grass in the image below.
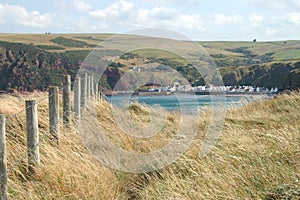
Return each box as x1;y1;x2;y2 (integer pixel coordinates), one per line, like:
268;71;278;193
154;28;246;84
273;50;300;61
0;34;105;52
132;49;189;65
0;92;119;199
50;36;97;48
0;34;59;45
1;34;300;62
200;40;300;56
0;90;299;199
117;92;300;199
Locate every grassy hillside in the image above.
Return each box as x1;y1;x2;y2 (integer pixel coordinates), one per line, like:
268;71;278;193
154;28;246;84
0;34;108;50
200;40;300;60
0;34;300;91
122;92;300;199
1;34;299;59
0;91;299;199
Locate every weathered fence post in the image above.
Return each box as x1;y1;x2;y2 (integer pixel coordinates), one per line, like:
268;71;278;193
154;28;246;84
0;115;8;200
87;76;91;101
63;75;71;128
99;92;103;103
90;76;94;97
26;100;40;173
81;73;87;108
49;86;60;145
74;76;81;120
94;80;98;101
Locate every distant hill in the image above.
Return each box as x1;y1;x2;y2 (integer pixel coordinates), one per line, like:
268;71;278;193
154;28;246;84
0;34;299;91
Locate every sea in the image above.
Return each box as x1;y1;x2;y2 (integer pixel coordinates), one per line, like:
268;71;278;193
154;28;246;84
106;93;272;113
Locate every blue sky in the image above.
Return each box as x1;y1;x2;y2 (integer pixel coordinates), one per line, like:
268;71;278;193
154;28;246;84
0;0;300;41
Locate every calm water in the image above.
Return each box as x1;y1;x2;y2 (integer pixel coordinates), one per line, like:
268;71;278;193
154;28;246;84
106;94;269;113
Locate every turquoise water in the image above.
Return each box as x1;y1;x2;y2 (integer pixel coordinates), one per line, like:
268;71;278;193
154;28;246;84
106;94;265;113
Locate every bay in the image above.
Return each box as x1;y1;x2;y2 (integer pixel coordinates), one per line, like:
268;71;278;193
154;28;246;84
106;94;271;113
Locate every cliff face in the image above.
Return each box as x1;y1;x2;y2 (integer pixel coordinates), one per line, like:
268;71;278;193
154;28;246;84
0;42;83;91
283;68;300;89
221;62;300;89
1;47;51;91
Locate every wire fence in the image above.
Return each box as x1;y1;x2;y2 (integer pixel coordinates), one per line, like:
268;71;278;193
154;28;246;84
0;73;102;199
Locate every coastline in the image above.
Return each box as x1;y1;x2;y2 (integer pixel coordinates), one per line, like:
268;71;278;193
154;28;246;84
106;91;277;97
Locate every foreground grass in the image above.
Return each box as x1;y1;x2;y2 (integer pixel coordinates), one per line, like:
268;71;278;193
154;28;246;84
0;92;299;199
117;92;300;200
0;92;119;199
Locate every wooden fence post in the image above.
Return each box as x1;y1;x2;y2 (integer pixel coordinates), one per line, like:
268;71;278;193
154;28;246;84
26;100;40;173
94;80;98;101
63;75;71;128
90;76;95;99
87;76;91;101
49;86;60;145
0;115;8;200
99;92;103;104
74;76;81;120
81;73;87;108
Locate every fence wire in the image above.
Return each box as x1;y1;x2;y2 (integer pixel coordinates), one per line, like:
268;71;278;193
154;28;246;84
0;74;100;182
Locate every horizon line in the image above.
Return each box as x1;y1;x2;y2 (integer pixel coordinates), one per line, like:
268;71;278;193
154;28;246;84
0;32;299;42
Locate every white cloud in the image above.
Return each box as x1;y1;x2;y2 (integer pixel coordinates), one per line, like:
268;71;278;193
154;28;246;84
249;14;264;27
248;0;300;10
0;3;52;28
287;12;300;25
1;0;298;41
117;0;134;11
136;7;177;22
265;28;277;35
134;7;205;31
0;5;4;24
142;0;200;6
176;14;205;30
73;0;92;11
88;3;206;33
90;0;134;19
214;14;243;24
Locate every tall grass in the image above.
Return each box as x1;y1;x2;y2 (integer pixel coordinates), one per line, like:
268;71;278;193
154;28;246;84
0;92;119;199
116;92;300;199
0;91;299;199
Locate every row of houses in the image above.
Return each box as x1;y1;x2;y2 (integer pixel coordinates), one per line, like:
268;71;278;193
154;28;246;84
148;82;278;94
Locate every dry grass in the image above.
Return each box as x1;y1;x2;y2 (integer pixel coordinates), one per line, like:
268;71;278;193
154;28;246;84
0;92;119;199
0;91;299;199
119;92;300;200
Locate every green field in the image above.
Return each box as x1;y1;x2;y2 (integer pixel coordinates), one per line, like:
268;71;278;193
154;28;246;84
1;34;300;64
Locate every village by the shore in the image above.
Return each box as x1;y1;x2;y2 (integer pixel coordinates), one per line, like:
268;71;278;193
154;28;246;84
111;82;279;96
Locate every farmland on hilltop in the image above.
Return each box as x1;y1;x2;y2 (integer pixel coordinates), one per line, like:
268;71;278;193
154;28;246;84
0;34;300;92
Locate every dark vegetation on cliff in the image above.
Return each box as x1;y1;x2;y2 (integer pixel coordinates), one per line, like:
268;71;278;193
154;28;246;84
0;41;87;91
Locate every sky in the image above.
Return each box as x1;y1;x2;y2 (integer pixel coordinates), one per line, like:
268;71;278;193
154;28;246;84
0;0;300;41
